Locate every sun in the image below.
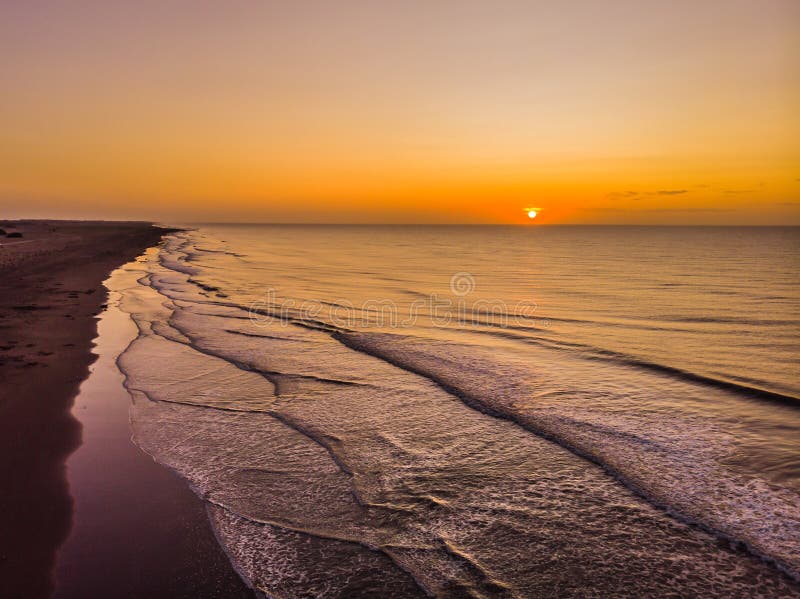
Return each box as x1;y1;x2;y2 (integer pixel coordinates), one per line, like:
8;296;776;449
523;207;542;221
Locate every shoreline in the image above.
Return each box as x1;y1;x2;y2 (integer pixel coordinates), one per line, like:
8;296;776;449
53;256;252;597
0;221;247;598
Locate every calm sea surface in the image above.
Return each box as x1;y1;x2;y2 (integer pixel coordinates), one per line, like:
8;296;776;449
113;225;800;597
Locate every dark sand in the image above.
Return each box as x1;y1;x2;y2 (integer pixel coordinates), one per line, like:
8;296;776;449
0;221;251;598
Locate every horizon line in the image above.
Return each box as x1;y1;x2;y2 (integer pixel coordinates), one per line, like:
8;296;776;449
4;218;799;227
174;221;800;227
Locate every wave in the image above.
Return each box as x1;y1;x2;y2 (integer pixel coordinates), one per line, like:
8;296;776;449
331;330;800;582
583;352;799;405
468;326;800;405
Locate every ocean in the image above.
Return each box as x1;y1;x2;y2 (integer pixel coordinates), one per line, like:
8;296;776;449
112;224;800;597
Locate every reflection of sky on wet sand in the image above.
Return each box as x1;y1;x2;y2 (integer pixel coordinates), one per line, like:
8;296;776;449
53;264;249;598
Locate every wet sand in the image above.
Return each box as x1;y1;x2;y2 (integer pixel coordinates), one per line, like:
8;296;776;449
54;264;252;598
0;221;250;598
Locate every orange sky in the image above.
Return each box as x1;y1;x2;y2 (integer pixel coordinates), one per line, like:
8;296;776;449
1;1;798;224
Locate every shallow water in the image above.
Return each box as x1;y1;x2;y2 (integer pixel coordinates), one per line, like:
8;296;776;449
114;225;800;597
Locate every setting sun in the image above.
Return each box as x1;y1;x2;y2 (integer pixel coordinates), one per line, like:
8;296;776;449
524;207;542;220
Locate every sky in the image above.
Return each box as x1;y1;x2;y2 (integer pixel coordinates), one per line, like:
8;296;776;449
1;0;798;224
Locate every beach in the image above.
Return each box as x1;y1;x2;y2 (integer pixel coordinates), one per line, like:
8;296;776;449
0;221;249;598
2;221;798;597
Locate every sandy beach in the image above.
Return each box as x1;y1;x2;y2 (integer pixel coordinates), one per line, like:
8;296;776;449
0;221;249;598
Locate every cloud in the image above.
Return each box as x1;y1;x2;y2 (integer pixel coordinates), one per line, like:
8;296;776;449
590;207;733;213
606;189;688;200
644;207;733;213
606;191;641;200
